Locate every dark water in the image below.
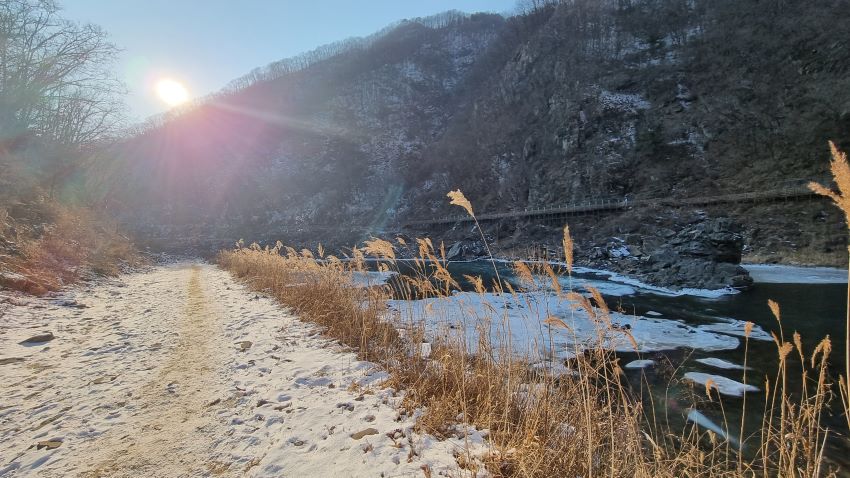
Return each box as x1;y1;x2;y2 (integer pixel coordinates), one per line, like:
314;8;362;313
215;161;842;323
618;281;849;468
379;259;849;470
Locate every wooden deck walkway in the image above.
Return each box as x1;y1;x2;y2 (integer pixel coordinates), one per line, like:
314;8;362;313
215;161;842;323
404;181;826;227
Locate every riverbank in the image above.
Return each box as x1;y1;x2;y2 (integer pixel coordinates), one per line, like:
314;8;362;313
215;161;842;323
394;195;848;294
217;240;841;476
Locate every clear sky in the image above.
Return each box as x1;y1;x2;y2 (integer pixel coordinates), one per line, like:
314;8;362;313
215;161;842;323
61;1;518;121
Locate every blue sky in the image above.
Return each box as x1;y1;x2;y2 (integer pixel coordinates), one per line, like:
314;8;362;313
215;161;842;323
61;1;517;121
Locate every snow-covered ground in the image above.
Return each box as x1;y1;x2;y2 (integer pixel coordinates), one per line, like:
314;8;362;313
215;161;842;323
743;264;847;284
0;263;486;477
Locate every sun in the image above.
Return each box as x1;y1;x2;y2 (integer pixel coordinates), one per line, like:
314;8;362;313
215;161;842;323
155;78;189;106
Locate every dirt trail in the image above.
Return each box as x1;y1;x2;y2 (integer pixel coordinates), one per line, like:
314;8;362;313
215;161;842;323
86;266;227;477
0;263;485;478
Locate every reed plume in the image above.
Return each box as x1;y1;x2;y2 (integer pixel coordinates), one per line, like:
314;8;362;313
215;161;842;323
809;140;850;428
446;189;501;286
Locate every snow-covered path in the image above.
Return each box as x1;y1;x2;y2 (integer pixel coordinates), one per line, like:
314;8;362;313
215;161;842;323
0;263;482;477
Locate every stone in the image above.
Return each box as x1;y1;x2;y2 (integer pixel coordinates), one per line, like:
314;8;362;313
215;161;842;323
237;341;252;351
91;375;118;385
36;440;62;450
446;241;464;261
445;239;485;261
19;332;54;345
0;357;25;365
350;427;379;440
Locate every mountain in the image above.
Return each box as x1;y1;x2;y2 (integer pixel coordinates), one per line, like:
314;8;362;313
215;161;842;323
108;1;850;287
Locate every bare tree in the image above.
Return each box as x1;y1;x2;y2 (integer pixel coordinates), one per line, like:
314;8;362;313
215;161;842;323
515;0;561;15
0;0;125;145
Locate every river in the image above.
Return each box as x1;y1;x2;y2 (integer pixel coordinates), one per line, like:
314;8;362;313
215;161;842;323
372;259;850;469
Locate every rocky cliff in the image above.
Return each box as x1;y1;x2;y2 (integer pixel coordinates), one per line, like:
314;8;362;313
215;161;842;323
109;1;850;289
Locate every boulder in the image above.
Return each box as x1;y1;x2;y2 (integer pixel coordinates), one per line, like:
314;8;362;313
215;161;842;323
670;218;744;263
445;239;485;261
586;217;753;291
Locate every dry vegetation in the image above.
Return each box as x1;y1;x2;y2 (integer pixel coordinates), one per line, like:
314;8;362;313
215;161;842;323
0;202;141;295
220;152;850;476
811;141;850;433
0;1;141;296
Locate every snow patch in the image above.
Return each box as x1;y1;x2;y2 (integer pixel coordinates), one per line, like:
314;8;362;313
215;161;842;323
599;90;651;113
529;361;579;377
526;274;638;297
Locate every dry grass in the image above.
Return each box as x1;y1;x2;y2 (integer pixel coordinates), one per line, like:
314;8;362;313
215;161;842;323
0;202;141;295
220;241;653;476
219;182;844;476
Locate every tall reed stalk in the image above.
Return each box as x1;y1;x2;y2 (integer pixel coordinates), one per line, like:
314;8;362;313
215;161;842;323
809;140;850;428
447;190;502;286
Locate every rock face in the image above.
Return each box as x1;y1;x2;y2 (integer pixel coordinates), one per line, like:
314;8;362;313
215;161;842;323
445;239;486;261
113;3;849;269
586;218;753;290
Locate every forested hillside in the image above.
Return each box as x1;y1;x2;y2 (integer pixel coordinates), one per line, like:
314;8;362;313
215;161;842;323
109;0;850;281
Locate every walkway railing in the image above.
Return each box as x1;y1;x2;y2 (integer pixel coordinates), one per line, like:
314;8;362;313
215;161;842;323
404;180;827;227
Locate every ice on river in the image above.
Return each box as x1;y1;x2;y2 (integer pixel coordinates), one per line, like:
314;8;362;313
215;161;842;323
624;360;656;369
696;317;773;341
683;372;759;397
388;291;743;356
743;264;847;284
349;270;397;288
695;357;749;370
499;260;739;298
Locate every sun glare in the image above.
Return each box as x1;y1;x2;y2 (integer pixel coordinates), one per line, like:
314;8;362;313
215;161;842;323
155;78;189;106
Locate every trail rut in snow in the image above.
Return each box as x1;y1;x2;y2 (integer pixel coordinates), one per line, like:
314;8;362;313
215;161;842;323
86;266;225;477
